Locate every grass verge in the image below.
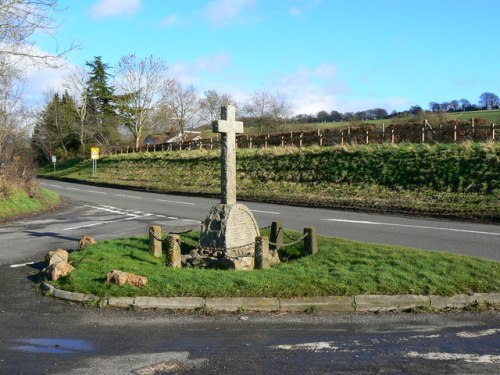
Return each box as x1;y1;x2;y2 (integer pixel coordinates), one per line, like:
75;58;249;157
0;184;60;220
50;230;500;298
39;143;500;222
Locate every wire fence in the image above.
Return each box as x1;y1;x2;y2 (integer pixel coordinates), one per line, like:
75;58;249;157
112;120;497;155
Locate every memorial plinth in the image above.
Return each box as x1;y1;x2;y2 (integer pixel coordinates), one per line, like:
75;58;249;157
198;106;260;270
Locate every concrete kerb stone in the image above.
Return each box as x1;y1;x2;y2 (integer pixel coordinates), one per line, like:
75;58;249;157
41;283;500;313
474;292;500;305
430;294;476;310
134;296;205;310
279;296;355;312
205;297;280;312
355;295;431;312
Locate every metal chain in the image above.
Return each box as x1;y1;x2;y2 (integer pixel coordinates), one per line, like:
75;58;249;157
269;232;309;249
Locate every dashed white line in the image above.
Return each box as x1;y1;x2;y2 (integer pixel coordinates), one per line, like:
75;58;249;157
87;190;108;195
156;199;195;206
9;262;35;268
66;187;81;191
251;210;281;215
115;194;142;199
49;184;61;188
406;351;500;363
457;329;500;338
323;219;500;236
168;217;179;220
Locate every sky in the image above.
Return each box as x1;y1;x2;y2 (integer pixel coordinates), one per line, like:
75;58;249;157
28;0;500;115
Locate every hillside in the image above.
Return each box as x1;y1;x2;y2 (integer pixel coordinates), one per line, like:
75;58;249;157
39;143;500;222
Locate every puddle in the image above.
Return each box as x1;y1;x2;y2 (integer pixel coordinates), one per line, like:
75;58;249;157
14;338;94;354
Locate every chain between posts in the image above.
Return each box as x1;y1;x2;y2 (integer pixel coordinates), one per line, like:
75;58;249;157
150;228;195;243
269;231;309;249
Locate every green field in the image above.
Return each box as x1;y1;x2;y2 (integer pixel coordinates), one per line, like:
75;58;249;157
50;230;500;298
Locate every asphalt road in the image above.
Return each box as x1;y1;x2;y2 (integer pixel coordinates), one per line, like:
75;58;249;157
27;178;500;262
0;179;498;373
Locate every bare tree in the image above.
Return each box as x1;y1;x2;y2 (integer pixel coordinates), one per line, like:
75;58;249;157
0;0;73;66
199;89;235;125
243;89;292;133
64;65;89;154
162;81;200;139
115;54;170;148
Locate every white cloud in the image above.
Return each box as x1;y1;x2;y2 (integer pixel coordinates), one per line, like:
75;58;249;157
266;63;409;114
170;53;232;85
161;14;179;27
90;0;141;19
289;0;323;18
204;0;256;28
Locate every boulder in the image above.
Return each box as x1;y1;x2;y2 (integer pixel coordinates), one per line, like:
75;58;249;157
46;261;75;281
44;249;69;266
78;235;96;250
106;270;148;288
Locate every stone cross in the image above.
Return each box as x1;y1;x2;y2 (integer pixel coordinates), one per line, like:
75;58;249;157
212;105;243;205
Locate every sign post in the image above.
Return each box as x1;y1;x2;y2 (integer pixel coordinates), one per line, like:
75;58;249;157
51;155;56;171
91;147;99;176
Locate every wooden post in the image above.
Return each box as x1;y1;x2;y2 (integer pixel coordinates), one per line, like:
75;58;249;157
249;137;253;149
290;131;293;147
365;130;369;144
265;133;269;148
492;123;496;142
318;129;323;146
348;126;351;142
382;123;385;142
453;125;457;143
421;120;426;143
281;135;285;147
210;137;213;150
149;225;162;258
391;128;395;144
299;133;303;147
270;221;283;251
303;227;318;256
254;236;270;269
166;235;181;268
472;118;475;139
341;131;344;146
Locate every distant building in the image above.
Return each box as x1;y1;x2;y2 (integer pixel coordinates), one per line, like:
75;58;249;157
143;133;171;145
165;131;202;143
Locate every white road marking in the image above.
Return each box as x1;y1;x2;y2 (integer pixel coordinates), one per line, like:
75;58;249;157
273;342;340;352
156;214;167;218
156;199;195;206
49;184;61;188
115;194;142;199
251;210;281;215
457;329;500;338
406;351;500;363
87;190;108;195
323;219;500;236
10;262;35;268
168;217;179;220
66;187;81;191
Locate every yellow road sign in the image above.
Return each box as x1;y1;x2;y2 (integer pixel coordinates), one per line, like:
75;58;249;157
91;147;100;160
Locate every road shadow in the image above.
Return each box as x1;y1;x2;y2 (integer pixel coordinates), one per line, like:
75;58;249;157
24;230;79;242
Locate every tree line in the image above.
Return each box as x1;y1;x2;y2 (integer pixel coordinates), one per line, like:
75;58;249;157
292;92;499;124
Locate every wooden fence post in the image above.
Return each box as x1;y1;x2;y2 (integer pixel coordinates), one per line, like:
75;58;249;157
149;225;162;258
281;135;285;147
453;125;457;143
254;236;270;270
318;129;323;146
391;128;395;144
341;131;344;146
382;123;385;142
492;123;496;141
270;221;283;251
166;235;181;268
421;120;426;143
365;130;369;144
265;133;269;148
299;133;303;147
303;227;318;256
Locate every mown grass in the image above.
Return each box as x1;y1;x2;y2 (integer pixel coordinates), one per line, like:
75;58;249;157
51;230;500;298
0;185;60;220
39;142;500;222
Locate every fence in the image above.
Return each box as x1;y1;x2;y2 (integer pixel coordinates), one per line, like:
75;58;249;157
112;120;497;155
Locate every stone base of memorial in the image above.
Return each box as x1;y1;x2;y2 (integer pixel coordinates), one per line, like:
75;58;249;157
198;203;260;270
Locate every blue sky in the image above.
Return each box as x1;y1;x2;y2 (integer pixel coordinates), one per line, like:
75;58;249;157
29;0;500;115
